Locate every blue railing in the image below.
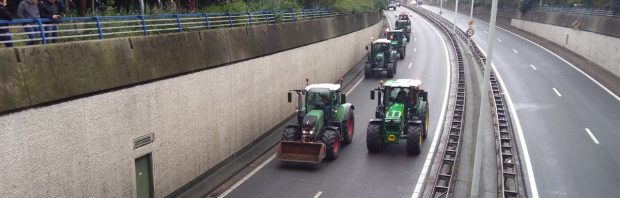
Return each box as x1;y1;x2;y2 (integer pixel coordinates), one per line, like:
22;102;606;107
0;9;349;47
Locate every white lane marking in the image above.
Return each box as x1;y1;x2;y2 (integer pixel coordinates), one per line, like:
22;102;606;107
453;10;620;102
313;191;323;198
484;30;488;33
411;14;452;198
585;128;600;144
530;64;537;70
513;49;519;54
553;88;562;97
218;154;276;198
414;48;417;53
415;37;417;42
408;62;413;69
346;76;364;95
475;44;540;198
497;38;502;42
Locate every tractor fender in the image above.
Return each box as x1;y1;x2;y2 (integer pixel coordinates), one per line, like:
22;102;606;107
416;100;428;116
324;125;339;131
408;120;423;126
369;118;383;126
336;103;355;122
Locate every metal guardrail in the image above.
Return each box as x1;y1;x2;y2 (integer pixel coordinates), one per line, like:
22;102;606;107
0;9;351;47
537;6;619;17
405;6;466;198
411;6;524;198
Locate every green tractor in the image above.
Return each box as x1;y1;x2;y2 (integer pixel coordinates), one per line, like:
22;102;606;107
387;29;407;60
395;19;412;41
366;79;430;155
365;38;399;78
277;82;355;163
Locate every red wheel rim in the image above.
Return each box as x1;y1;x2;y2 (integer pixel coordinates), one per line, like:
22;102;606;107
347;118;354;137
334;136;340;153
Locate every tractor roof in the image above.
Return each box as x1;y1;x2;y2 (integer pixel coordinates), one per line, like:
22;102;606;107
373;39;391;44
396;19;409;23
384;79;422;87
389;29;404;33
305;83;341;91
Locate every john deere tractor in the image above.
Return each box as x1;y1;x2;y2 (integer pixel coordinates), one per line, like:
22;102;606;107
365;38;399;78
395;19;411;41
277;82;355;163
366;79;429;155
387;29;407;60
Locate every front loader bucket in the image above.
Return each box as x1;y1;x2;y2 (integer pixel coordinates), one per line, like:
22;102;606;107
277;141;326;163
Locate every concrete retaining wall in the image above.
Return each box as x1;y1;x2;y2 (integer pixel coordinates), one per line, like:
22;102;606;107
0;12;381;113
0;18;384;198
511;19;620;77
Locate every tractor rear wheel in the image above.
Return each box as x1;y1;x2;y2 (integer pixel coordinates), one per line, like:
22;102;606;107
387;63;396;78
400;48;405;60
342;114;355;145
407;125;422;155
323;129;341;160
423;108;429;139
366;123;384;152
282;126;300;141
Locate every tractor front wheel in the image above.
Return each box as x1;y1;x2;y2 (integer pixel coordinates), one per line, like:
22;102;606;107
387;63;396;78
407;125;422;155
323;129;341;160
282;126;300;141
365;64;373;78
366;123;384;152
342;114;355;145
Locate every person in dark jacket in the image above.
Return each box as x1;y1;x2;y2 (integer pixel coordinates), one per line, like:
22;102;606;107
17;0;40;45
0;0;13;47
39;0;61;43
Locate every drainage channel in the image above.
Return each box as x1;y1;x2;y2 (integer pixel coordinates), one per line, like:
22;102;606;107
407;6;466;198
412;6;524;198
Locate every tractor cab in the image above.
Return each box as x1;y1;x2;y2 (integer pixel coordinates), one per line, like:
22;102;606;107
304;84;344;122
387;30;406;47
365;39;399;78
369;39;395;64
397;12;411;23
395;20;412;40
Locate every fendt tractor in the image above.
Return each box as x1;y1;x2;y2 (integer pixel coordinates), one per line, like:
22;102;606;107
365;38;399;78
386;29;407;60
366;79;430;155
276;80;355;163
395;19;411;41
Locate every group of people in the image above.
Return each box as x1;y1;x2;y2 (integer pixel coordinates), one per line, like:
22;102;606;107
0;0;64;47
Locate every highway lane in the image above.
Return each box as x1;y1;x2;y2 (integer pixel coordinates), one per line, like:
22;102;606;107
218;8;453;198
420;6;620;198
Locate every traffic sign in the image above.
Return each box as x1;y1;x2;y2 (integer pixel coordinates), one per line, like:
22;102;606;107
466;28;475;37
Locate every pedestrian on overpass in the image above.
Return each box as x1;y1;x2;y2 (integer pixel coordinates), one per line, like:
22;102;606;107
39;0;61;43
0;0;13;47
17;0;40;45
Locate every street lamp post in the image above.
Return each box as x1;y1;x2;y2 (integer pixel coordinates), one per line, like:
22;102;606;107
440;0;443;14
453;0;459;33
140;0;145;16
470;0;474;19
471;0;499;196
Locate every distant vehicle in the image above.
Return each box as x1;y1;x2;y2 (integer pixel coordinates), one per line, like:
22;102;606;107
387;1;397;10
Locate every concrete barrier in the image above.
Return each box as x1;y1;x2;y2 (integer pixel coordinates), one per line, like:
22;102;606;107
0;13;383;197
511;19;620;77
0;12;381;114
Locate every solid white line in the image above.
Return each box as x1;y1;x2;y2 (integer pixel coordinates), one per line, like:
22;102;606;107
512;49;519;54
484;30;488;33
313;191;323;198
474;45;540;198
408;62;413;69
346;76;364;95
552;88;562;97
585;128;600;144
442;7;620;102
414;48;417;53
530;64;537;70
218;154;276;198
497;38;502;42
415;37;417;42
411;14;452;198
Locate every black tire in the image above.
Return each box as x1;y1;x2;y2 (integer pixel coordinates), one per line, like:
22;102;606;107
400;48;405;60
387;63;395;78
366;123;384;152
282;126;299;141
342;113;355;145
322;129;341;160
365;64;372;78
423;107;429;139
407;125;422;155
407;35;411;42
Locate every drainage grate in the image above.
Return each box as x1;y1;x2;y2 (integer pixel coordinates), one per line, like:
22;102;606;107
134;133;155;149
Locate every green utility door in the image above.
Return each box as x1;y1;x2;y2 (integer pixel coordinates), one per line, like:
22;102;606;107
135;154;154;198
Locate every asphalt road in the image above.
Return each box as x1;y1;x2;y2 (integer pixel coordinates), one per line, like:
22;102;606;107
217;7;453;198
421;5;620;198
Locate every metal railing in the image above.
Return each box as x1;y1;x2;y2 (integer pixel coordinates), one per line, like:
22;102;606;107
0;9;351;47
537;6;619;17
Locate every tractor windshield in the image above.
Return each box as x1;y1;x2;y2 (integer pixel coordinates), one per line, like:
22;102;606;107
372;43;390;55
387;32;402;41
306;88;331;110
396;21;408;30
387;87;410;105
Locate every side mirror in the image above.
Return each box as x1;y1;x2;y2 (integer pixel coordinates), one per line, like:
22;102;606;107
340;93;347;104
420;91;428;102
365;46;369;51
287;92;292;103
370;91;375;100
